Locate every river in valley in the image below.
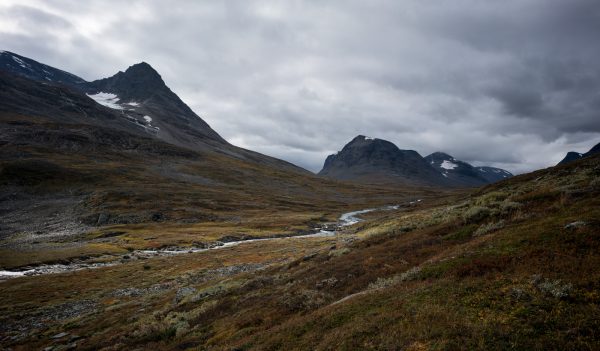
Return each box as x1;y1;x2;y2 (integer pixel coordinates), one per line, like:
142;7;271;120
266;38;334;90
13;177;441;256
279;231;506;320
0;201;420;280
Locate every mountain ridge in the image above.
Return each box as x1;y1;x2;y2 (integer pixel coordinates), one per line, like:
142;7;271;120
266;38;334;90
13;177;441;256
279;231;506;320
424;151;512;186
0;50;86;87
558;142;600;165
320;136;513;187
319;135;451;186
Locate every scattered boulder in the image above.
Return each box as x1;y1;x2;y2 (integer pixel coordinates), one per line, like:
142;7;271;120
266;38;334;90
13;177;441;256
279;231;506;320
302;253;318;261
96;213;110;225
174;287;196;303
51;332;69;339
564;221;586;229
316;277;338;289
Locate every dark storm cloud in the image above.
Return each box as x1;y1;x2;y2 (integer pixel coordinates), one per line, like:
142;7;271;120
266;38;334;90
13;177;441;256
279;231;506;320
1;0;599;174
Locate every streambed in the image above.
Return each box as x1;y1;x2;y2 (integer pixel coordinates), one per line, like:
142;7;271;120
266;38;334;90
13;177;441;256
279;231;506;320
0;201;420;280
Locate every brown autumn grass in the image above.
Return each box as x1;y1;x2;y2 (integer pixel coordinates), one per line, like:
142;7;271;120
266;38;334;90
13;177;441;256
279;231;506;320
2;112;599;349
2;154;599;350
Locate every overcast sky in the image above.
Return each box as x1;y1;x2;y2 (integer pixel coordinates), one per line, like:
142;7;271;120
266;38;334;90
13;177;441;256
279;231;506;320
1;0;599;174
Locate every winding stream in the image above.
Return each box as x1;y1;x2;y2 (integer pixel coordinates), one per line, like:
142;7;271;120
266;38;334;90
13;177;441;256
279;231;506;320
0;201;420;280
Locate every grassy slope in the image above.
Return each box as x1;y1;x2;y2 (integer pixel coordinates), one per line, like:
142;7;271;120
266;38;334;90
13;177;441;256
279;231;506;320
223;155;600;350
1;155;598;349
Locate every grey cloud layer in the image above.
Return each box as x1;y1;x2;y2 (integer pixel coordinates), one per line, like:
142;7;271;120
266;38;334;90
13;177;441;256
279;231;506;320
1;0;599;173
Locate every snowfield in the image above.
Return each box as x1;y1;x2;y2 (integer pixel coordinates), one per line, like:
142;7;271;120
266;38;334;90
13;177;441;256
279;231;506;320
86;92;124;110
440;160;458;170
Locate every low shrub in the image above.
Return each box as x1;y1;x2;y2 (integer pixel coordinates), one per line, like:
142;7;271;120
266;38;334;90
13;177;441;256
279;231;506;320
500;201;522;215
476;191;509;206
368;266;422;290
474;220;506;236
443;224;477;241
328;248;350;257
463;206;491;223
530;274;573;299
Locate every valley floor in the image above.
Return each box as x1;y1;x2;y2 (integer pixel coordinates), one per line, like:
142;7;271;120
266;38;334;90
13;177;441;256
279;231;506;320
1;155;600;350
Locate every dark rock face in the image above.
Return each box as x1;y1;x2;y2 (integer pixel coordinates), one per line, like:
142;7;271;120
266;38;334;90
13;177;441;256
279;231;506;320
424;152;513;186
587;142;600;156
319;136;449;186
424;152;488;187
558;152;584;165
557;142;600;165
84;62;167;101
83;62;226;146
0;70;144;133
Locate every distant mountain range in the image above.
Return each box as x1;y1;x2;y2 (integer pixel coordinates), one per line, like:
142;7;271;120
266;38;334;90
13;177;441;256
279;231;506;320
319;136;513;187
557;142;600;165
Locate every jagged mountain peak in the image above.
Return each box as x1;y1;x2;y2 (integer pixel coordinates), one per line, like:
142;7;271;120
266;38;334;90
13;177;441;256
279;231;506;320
86;61;169;101
127;61;156;73
120;61;164;85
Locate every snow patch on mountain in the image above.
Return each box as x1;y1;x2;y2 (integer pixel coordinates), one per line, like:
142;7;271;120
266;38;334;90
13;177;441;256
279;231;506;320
86;92;124;110
143;116;152;123
12;55;31;70
440;160;458;170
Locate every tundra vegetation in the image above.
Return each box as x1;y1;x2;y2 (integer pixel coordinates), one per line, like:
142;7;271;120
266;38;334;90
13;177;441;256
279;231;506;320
1;153;599;350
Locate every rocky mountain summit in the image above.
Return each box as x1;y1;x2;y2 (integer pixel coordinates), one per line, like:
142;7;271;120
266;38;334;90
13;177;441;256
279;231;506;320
84;61;226;147
320;136;513;187
0;50;305;172
319;136;450;186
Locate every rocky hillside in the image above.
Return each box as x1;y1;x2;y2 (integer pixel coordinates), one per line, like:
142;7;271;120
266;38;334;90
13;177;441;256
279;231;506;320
319;136;450;186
